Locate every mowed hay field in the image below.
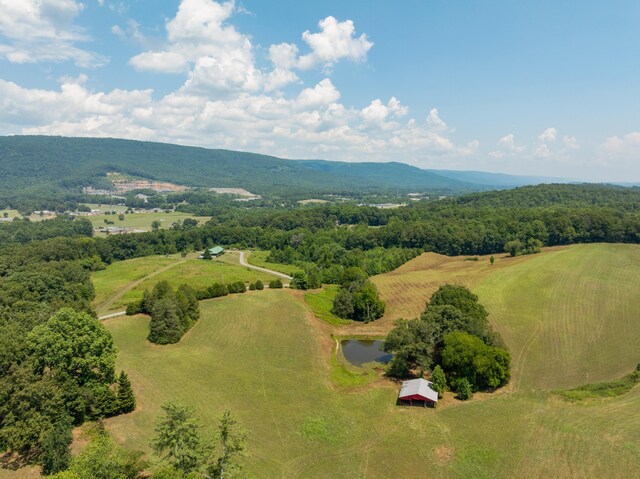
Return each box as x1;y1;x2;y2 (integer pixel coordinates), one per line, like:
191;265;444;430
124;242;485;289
371;250;541;326
92;251;280;315
89;210;211;235
475;243;640;390
101;243;640;478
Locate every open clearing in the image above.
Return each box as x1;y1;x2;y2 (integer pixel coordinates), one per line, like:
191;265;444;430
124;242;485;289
245;250;300;276
92;251;281;315
88;210;211;235
99;243;640;478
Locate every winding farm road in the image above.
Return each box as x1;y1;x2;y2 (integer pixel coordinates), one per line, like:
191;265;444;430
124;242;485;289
98;252;290;320
97;256;189;320
99;311;126;320
238;251;293;280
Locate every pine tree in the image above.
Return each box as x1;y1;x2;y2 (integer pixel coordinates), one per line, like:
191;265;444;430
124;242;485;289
206;410;248;479
117;371;136;413
152;402;202;475
148;298;182;344
456;378;473;401
430;365;447;399
40;417;73;475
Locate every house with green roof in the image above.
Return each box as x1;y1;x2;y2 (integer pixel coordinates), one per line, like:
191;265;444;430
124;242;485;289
199;246;225;259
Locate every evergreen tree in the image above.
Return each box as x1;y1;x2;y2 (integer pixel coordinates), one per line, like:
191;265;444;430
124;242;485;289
291;271;308;290
117;371;136;414
40;417;73;475
205;410;248;479
430;365;447;399
456;378;472;400
254;280;264;290
152;402;202;475
148;298;182;344
202;248;212;260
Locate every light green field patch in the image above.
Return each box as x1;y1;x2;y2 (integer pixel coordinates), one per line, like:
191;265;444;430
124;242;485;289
304;285;352;326
89;210;210;234
92;253;280;314
96;244;640;478
475;244;640;390
244;250;299;276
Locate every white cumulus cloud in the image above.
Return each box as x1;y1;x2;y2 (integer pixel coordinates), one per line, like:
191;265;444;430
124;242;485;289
298;16;373;70
0;0;106;67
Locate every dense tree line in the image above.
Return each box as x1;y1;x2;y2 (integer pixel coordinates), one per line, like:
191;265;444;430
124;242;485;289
0;227;136;471
384;285;510;399
126;281;200;345
0;216;93;245
331;267;386;322
0;309;135;472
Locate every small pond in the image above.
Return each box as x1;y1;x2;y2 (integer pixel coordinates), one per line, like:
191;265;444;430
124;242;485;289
341;339;392;367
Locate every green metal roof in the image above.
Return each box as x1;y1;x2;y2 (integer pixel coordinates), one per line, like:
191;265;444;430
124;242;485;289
208;246;225;255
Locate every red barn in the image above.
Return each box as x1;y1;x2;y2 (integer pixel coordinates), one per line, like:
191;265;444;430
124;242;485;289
398;378;438;407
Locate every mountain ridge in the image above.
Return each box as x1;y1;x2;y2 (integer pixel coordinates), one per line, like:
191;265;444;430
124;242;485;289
0;135;583;197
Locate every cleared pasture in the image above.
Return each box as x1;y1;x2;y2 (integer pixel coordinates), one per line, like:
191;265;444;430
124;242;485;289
102;262;640;477
92;252;280;315
475;243;640;390
245;250;300;276
6;244;639;478
89;210;211;235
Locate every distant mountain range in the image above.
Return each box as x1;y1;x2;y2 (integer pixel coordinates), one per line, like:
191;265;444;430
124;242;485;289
0;136;583;198
425;169;573;188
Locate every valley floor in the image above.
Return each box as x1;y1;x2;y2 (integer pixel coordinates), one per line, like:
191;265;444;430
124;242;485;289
3;244;639;478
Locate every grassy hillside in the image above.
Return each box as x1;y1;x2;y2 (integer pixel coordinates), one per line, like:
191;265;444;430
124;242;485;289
475;244;640;390
0;136;479;197
88;210;211;235
90;243;640;478
92;252;280;315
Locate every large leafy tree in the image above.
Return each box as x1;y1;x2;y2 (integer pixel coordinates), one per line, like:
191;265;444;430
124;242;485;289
27;308;117;386
441;331;510;390
384;318;437;376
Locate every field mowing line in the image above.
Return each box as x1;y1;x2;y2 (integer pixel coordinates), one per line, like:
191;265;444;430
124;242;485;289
513;322;542;391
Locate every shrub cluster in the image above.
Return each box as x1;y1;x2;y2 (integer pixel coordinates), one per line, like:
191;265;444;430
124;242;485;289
126;281;200;345
331;267;385;322
384;285;511;399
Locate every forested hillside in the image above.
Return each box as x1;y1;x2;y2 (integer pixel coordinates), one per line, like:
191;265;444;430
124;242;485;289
0;136;477;201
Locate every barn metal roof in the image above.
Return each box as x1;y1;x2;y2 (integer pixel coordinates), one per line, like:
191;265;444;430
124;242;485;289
399;378;438;402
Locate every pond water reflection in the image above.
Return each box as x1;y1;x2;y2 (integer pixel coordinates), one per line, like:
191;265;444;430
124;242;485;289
341;339;392;367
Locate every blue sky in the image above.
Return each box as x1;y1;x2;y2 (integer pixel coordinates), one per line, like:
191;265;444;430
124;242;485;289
0;0;639;181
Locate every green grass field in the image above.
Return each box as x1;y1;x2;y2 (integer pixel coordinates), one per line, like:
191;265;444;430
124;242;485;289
245;250;300;276
303;285;352;326
88;209;211;235
92;252;281;315
94;243;640;478
5;244;638;479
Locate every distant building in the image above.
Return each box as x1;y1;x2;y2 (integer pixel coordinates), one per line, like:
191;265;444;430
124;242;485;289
398;378;438;407
199;246;225;259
